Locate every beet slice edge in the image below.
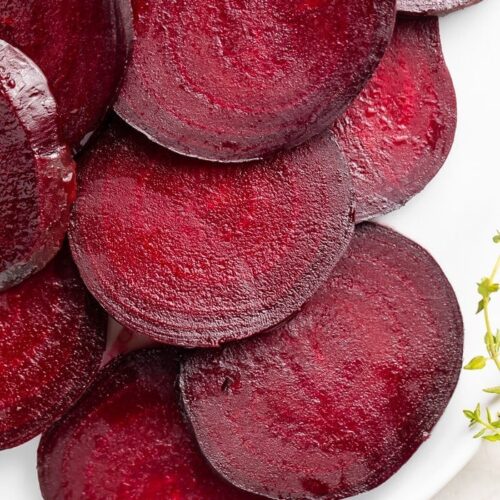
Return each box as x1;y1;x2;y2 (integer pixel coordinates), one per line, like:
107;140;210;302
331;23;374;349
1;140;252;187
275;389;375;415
180;223;464;499
69;118;354;347
331;15;456;222
116;0;396;161
0;245;106;450
397;0;482;15
38;348;264;499
0;0;132;151
0;40;76;291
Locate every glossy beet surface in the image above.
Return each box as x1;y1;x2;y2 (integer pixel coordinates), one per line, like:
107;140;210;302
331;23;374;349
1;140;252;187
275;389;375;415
398;0;481;14
38;349;264;499
0;246;106;450
332;16;456;221
69;119;354;347
116;0;396;161
181;223;463;499
0;41;76;291
0;0;131;151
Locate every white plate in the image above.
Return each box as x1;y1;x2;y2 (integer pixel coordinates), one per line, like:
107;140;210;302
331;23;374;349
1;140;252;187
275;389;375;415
1;1;499;499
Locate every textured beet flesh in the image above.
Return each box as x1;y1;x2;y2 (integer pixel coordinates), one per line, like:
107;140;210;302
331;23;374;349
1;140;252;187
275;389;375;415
0;41;76;291
331;16;456;221
180;223;463;499
38;349;264;499
0;246;106;450
0;0;131;151
397;0;482;15
69;119;354;347
116;0;396;161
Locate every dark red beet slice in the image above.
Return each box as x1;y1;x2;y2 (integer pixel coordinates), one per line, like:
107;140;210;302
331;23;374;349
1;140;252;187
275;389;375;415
180;223;463;500
115;0;396;161
0;246;106;450
398;0;482;15
0;0;131;151
38;349;264;499
0;40;76;291
331;15;456;222
69;118;354;347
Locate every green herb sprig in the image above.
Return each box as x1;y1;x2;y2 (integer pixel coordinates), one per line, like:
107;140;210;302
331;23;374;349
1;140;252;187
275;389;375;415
463;232;500;440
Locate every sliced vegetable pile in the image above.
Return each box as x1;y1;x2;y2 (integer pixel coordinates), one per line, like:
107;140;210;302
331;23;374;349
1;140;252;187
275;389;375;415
0;0;480;498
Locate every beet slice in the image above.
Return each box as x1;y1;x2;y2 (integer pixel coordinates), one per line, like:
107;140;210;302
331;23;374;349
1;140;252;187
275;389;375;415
180;223;463;499
0;245;106;450
115;0;396;161
331;15;456;222
0;40;76;291
397;0;482;15
38;349;264;499
69;118;354;347
0;0;131;151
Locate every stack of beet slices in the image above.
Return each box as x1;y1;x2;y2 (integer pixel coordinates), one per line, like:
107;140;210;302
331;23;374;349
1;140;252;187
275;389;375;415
0;0;475;498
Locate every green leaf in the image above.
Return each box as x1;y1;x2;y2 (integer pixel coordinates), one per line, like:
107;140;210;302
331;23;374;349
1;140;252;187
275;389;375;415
464;356;488;370
474;428;486;438
483;434;500;442
484;332;491;345
475;403;482;418
463;409;477;421
478;278;499;300
477;299;486;313
484;386;500;394
493;231;500;244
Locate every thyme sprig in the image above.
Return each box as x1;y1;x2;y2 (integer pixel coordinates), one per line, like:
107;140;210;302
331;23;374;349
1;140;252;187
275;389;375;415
463;232;500;440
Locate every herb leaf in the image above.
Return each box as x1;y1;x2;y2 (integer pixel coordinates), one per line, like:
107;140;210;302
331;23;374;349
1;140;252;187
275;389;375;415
464;356;487;370
483;386;500;394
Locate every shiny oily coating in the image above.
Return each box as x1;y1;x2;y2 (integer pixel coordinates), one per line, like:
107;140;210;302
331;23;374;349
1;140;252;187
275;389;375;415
0;40;76;291
398;0;482;15
69;119;354;348
180;224;464;499
116;0;396;161
0;0;131;151
0;246;106;450
332;15;456;222
38;349;264;500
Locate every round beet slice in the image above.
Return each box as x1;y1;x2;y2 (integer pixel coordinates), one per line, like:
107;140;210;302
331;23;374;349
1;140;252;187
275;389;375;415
38;349;264;499
331;15;456;222
398;0;482;15
0;40;76;291
0;245;106;450
69;118;354;348
0;0;131;151
115;0;396;162
180;223;463;500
